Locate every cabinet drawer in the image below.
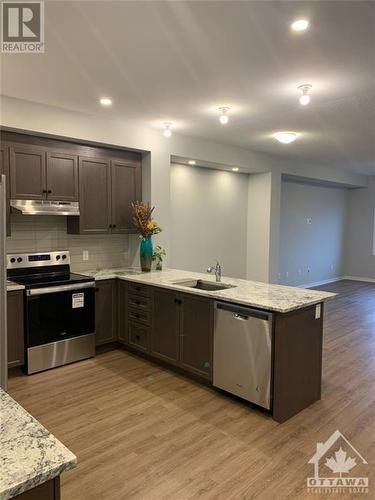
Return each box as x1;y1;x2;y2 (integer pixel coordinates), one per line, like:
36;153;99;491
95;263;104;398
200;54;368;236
128;307;151;325
128;282;150;297
129;322;149;352
128;294;151;312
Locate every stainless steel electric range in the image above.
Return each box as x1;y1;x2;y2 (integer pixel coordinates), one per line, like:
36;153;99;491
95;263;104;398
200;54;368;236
7;251;95;374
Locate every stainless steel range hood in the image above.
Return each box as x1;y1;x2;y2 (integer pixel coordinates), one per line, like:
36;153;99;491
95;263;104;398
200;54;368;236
10;200;80;216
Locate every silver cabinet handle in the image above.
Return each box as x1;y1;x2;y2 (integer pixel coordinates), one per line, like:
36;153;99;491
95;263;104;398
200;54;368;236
233;313;248;321
27;281;95;296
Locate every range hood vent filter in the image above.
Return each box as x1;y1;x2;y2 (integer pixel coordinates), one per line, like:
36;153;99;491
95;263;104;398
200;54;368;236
10;200;80;216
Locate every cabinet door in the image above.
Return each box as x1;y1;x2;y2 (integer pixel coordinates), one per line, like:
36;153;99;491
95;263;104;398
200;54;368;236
0;145;11;236
10;145;46;200
46;152;78;201
180;294;213;380
117;280;128;344
7;290;25;368
77;156;111;233
111;160;141;232
95;280;117;346
151;288;180;364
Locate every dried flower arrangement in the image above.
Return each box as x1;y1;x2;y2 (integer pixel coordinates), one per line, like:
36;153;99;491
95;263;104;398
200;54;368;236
131;202;162;238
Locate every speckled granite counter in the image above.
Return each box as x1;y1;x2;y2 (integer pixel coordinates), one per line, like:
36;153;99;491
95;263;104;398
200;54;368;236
6;281;25;292
0;389;76;500
79;268;336;313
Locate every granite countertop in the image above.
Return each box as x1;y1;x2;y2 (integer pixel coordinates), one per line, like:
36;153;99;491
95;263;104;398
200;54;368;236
0;389;77;500
79;268;336;313
6;281;25;292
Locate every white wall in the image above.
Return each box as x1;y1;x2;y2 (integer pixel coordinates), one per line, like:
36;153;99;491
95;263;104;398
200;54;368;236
345;177;375;280
279;180;348;287
247;172;281;283
170;164;248;278
0;96;369;283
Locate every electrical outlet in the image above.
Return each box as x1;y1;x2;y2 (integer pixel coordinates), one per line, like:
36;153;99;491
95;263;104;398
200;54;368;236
286;271;289;278
298;268;302;276
306;217;312;225
83;250;89;261
307;266;311;273
331;264;334;271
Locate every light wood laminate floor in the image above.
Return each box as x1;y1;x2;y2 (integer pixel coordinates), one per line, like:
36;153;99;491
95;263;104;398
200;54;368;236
8;280;375;499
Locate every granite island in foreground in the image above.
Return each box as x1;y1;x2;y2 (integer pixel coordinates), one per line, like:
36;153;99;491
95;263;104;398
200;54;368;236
0;389;76;500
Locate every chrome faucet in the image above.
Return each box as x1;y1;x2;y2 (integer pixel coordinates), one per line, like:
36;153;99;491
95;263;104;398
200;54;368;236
207;260;222;282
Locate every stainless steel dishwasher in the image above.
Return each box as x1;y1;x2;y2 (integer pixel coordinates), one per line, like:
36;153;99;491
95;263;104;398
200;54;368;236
213;301;273;410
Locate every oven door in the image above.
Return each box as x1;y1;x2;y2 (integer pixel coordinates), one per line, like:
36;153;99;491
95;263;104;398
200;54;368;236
26;282;95;347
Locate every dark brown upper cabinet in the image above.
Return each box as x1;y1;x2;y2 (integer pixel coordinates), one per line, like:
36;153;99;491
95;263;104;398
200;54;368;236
2;130;142;234
10;144;46;200
111;160;141;233
69;156;112;234
68;156;142;234
9;145;79;202
46;152;78;201
0;145;11;236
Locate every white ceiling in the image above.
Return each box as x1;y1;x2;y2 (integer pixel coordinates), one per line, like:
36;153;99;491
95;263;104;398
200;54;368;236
1;1;375;175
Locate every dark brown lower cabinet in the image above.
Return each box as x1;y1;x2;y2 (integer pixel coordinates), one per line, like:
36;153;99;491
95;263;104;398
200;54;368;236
117;280;128;345
272;304;324;423
7;290;25;368
179;293;213;379
95;280;117;346
14;477;60;500
151;288;180;365
116;281;323;422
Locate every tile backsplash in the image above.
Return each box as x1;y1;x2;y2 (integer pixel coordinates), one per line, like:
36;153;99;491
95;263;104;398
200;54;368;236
6;215;140;271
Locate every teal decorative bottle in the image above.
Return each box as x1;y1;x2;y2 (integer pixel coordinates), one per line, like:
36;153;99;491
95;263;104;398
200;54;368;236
140;236;153;272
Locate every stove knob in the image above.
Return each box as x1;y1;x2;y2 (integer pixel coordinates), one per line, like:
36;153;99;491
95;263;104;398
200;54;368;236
62;254;67;260
17;257;23;263
10;257;16;263
56;255;61;260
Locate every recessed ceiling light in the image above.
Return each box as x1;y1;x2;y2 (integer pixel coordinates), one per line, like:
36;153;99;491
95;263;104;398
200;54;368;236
188;160;196;165
219;107;230;125
274;132;298;144
163;122;172;138
298;84;312;105
291;19;309;32
232;167;239;172
99;97;112;106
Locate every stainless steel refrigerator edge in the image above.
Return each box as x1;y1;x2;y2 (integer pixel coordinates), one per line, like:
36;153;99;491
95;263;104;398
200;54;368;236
0;175;8;390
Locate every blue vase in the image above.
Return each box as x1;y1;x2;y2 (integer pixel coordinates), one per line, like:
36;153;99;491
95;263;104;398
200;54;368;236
140;236;153;272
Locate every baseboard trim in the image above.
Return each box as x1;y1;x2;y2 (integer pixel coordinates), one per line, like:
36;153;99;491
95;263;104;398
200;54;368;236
298;277;345;289
343;275;375;283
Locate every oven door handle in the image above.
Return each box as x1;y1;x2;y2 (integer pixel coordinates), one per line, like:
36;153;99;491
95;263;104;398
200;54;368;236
27;281;95;296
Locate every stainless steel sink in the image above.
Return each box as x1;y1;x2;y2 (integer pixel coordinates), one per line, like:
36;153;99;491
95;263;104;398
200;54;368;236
171;279;236;291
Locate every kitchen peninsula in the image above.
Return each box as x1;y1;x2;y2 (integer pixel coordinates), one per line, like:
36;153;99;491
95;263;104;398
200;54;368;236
81;268;336;422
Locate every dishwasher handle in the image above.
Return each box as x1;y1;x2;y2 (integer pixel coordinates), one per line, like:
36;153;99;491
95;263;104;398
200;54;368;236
215;301;272;321
233;313;249;321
